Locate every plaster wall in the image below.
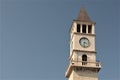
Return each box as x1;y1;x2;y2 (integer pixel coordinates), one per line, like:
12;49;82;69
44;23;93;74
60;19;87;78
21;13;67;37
73;70;98;80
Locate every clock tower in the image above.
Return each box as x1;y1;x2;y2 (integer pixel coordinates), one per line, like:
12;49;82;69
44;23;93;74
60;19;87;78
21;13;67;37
65;7;101;80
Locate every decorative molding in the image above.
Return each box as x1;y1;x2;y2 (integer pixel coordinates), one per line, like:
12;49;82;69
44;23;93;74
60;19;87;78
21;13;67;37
73;49;96;53
74;32;96;36
73;19;96;24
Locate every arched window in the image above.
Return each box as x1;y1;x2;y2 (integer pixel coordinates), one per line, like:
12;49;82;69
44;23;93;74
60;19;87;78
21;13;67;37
82;55;87;65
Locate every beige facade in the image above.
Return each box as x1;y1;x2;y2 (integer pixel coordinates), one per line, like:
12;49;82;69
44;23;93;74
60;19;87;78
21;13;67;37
65;7;101;80
69;70;98;80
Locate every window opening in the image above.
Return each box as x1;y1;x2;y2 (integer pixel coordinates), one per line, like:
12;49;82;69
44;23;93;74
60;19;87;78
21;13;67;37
88;25;92;33
82;24;86;33
77;24;80;32
82;55;87;65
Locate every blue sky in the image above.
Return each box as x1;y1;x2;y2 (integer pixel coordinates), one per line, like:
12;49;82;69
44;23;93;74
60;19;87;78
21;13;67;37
0;0;119;80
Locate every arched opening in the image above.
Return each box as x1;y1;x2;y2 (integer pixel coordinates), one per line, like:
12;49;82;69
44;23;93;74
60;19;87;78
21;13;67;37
82;55;87;65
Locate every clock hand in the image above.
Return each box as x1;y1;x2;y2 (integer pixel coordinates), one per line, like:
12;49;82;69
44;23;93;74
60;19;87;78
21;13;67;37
84;42;88;47
84;42;86;47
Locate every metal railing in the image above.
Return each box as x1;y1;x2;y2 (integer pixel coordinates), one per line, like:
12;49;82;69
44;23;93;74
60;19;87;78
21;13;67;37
70;60;101;68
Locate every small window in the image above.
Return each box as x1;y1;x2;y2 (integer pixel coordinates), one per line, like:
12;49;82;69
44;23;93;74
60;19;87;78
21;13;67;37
82;24;86;33
82;55;87;61
88;25;92;33
77;24;80;32
82;54;87;65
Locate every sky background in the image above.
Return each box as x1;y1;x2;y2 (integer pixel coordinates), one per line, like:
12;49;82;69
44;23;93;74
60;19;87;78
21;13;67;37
0;0;120;80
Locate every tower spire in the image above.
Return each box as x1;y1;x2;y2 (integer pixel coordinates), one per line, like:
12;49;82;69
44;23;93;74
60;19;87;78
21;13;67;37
77;6;91;22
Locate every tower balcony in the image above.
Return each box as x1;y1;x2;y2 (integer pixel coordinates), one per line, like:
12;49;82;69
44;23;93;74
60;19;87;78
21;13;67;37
71;60;101;68
65;60;101;78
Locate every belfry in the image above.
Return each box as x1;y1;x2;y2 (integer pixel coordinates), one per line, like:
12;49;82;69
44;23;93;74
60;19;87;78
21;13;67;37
65;7;101;80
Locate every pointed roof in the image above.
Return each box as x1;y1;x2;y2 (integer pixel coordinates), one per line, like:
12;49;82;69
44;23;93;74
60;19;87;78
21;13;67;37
77;7;91;22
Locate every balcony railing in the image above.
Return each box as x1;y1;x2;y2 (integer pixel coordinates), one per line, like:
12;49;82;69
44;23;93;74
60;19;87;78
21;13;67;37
70;60;101;68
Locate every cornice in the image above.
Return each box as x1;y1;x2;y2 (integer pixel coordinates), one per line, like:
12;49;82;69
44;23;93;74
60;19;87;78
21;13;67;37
74;32;96;36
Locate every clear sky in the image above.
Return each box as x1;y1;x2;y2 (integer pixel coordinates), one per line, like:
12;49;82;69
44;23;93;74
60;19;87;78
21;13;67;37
0;0;119;80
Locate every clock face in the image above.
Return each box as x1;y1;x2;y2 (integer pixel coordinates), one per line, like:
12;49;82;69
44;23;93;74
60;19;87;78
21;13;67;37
79;37;90;48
